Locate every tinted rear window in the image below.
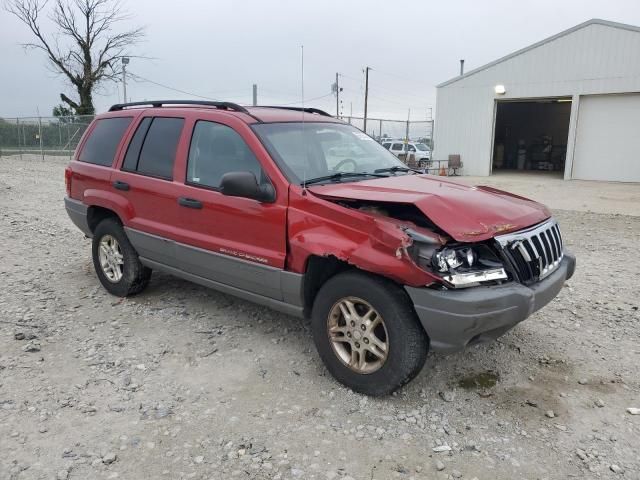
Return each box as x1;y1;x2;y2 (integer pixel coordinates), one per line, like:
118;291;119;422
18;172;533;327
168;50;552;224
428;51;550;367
79;117;132;166
136;117;184;179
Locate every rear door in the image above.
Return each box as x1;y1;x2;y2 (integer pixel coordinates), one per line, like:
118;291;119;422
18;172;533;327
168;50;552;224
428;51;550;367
111;113;187;266
71;116;134;200
173;116;288;300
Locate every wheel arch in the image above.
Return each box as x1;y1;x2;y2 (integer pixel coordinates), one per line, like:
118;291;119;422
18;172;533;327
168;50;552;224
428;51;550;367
83;189;133;233
87;205;122;233
302;255;353;317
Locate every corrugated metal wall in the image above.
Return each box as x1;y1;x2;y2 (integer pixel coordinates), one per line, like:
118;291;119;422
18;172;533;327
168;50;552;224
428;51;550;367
433;22;640;177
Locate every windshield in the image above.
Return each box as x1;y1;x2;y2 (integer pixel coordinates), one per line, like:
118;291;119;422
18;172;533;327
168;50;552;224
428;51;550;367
252;122;408;184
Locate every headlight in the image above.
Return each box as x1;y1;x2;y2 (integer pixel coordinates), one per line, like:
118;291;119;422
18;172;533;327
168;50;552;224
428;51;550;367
406;231;508;288
433;247;477;272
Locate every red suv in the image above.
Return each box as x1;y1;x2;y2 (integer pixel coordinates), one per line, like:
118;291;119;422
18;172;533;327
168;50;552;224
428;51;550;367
65;100;575;396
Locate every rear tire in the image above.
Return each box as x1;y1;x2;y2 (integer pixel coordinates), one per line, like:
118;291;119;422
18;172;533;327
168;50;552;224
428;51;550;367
92;218;151;297
311;271;428;396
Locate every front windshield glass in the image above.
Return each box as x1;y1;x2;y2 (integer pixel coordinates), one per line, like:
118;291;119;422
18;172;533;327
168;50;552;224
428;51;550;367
416;143;429;151
252;122;408;183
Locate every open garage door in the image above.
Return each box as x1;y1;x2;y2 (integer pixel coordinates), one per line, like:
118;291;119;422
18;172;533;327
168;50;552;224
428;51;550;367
492;99;571;175
572;94;640;182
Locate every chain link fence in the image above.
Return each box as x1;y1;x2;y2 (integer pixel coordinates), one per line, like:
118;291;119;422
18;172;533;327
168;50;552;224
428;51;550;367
0;114;434;160
0;115;94;159
342;116;434;146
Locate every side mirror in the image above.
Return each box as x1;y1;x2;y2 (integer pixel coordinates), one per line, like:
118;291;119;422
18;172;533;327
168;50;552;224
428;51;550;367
220;171;275;203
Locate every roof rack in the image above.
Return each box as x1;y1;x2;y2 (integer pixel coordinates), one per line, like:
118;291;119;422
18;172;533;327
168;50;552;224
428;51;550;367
256;106;333;117
108;100;251;114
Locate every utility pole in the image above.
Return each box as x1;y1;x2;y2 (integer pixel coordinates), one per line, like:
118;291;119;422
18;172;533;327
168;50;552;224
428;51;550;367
122;57;130;103
332;73;343;117
405;108;410;164
252;84;258;106
428;107;434;153
459;59;465;76
363;66;370;134
406;109;411;141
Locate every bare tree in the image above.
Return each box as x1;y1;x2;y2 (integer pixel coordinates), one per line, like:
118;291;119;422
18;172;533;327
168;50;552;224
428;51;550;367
5;0;144;114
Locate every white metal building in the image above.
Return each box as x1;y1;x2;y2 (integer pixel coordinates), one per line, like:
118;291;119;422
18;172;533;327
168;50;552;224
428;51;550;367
433;19;640;182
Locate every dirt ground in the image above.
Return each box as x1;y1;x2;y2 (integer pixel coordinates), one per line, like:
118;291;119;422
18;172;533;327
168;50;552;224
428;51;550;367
1;155;639;480
461;171;640;217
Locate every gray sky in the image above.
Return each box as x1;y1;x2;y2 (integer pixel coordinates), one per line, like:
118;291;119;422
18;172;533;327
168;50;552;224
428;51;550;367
2;0;639;119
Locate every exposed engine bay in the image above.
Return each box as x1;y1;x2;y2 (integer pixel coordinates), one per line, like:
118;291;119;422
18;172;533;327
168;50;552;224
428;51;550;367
337;199;448;235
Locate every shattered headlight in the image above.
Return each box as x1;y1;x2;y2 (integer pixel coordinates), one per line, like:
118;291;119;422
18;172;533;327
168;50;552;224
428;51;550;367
433;247;477;272
406;230;508;288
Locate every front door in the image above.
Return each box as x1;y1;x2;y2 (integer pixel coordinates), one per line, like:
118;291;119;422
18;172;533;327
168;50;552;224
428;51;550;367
172;118;288;300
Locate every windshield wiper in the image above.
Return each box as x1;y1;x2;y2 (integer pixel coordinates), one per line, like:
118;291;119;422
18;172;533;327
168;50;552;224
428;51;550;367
374;166;422;174
302;171;389;186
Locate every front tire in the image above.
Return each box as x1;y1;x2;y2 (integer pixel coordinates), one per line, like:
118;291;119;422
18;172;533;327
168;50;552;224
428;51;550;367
92;218;151;297
311;271;428;396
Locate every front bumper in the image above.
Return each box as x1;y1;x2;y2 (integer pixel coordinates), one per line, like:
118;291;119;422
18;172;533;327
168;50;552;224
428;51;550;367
405;252;576;353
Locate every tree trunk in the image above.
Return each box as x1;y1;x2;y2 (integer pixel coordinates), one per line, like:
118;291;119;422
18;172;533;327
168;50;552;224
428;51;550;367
77;85;95;115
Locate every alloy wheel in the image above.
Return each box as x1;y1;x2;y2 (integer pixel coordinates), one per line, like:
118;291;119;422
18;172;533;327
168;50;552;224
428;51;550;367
98;234;124;283
327;296;389;374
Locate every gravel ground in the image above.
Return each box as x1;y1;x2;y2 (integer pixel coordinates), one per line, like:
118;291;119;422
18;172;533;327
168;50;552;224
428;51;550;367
1;155;639;480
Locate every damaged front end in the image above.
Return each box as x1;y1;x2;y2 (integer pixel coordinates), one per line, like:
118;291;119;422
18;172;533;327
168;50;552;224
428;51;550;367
330;198;510;289
404;228;508;289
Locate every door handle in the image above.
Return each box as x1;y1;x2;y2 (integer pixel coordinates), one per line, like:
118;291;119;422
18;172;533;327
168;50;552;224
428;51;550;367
178;197;203;209
112;180;130;191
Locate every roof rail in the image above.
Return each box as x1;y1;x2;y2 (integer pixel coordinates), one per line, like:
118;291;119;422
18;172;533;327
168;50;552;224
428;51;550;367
256;106;333;117
108;100;251;114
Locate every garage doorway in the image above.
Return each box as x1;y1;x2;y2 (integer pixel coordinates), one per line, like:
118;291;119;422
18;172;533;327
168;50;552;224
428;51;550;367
492;99;571;175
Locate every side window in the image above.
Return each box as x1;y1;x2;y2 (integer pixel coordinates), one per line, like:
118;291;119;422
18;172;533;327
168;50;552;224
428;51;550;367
136;117;184;179
187;121;264;189
121;117;184;179
122;117;152;171
79;117;132;166
391;143;403;151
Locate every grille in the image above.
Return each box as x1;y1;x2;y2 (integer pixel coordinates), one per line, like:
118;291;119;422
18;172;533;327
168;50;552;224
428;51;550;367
495;219;564;284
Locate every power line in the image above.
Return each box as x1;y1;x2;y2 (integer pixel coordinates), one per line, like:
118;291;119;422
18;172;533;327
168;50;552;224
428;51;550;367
340;71;430;102
369;68;433;89
129;73;220;101
129;72;333;107
129;73;251;102
279;92;334;106
338;72;435;117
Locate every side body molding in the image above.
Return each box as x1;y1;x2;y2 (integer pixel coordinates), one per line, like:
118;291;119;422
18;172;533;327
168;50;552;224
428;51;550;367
124;227;305;318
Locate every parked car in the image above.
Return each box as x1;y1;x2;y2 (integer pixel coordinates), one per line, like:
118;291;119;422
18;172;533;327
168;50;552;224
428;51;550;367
382;141;431;161
65;100;576;396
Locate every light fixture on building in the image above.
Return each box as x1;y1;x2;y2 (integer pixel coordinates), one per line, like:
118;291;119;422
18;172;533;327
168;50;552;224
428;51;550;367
494;84;506;95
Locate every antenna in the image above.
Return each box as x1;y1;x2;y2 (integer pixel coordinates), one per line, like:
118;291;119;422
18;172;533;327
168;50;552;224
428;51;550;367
301;44;307;191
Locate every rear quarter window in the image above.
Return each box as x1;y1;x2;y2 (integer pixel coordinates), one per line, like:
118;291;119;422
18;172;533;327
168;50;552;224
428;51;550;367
79;117;132;166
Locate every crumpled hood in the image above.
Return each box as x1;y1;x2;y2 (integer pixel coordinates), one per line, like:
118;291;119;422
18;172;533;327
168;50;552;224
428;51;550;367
308;175;551;242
